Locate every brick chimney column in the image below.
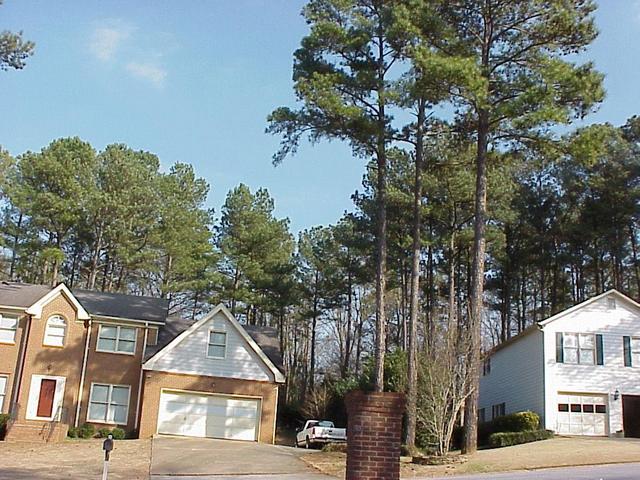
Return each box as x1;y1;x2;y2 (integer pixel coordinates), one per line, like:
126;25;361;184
345;390;406;480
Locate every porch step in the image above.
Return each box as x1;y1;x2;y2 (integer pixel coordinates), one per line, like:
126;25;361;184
4;421;68;443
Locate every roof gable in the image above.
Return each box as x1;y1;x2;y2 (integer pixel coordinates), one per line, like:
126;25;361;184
25;283;90;320
144;304;285;383
538;289;640;327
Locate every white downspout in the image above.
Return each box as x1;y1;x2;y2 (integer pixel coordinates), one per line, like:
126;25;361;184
75;318;92;428
134;323;149;431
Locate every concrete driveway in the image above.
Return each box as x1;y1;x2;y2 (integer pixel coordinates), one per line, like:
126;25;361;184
150;435;332;479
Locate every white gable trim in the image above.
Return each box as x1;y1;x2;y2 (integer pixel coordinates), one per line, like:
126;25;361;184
25;283;90;321
538;289;640;328
144;304;285;383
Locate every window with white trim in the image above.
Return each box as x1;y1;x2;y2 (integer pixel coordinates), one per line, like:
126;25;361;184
492;402;506;420
0;375;7;411
97;325;137;354
0;314;18;344
631;337;640;367
88;383;130;424
563;333;595;365
207;331;227;358
43;315;66;347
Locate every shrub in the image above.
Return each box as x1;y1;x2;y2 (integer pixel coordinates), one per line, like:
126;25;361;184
478;411;540;446
96;427;112;438
111;428;126;440
0;413;10;440
67;426;79;439
78;423;96;439
492;411;540;432
488;429;554;448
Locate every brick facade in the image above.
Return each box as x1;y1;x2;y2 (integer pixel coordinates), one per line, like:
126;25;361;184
0;311;26;415
5;293;86;441
138;370;279;443
345;391;405;480
3;293;149;441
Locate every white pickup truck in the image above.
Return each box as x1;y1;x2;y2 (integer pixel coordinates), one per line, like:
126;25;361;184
295;420;347;448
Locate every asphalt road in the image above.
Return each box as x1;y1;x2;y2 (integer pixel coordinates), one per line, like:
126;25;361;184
153;463;640;480
425;463;640;480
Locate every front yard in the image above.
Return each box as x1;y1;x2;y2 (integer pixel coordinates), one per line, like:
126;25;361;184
304;436;640;478
0;438;151;480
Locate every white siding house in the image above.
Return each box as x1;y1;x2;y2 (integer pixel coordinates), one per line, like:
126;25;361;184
479;290;640;437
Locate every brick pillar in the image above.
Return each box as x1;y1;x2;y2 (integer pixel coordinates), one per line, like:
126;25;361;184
345;390;405;480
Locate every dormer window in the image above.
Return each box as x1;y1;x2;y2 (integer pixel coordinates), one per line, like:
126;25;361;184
43;315;66;347
207;331;227;359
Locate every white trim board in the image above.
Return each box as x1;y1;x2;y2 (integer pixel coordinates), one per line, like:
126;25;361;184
143;304;285;383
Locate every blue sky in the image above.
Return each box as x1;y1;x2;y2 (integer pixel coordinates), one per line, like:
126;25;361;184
2;1;640;233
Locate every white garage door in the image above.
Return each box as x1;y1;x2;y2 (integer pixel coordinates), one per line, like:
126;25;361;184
157;391;260;441
556;393;608;436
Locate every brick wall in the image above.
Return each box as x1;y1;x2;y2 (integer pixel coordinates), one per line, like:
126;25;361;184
81;322;146;432
0;310;27;415
345;391;405;480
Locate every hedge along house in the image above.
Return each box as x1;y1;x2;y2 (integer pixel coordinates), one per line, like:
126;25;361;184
479;289;640;438
139;304;285;443
0;282;284;443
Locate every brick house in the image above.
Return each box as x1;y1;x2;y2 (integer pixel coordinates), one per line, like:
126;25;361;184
0;282;284;443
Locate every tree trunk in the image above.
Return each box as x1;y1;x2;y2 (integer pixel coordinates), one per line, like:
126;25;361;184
462;108;490;455
629;223;640;297
309;275;319;392
9;213;23;280
87;226;104;289
405;99;425;450
373;28;388;392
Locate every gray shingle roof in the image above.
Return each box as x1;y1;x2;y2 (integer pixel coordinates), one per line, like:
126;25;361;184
0;282;52;308
243;324;284;372
0;282;168;324
73;289;168;324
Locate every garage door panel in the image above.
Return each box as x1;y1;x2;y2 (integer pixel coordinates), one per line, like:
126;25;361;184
556;392;608;436
158;391;260;441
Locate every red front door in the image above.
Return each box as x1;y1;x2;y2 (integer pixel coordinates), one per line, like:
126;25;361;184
36;379;56;418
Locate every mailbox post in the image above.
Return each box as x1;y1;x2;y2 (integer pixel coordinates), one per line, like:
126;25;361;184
102;434;114;480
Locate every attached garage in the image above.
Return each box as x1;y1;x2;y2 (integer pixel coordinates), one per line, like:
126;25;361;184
157;390;260;441
556;393;608;436
139;304;285;443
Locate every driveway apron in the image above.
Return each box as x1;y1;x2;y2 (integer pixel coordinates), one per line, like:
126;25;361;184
150;435;332;478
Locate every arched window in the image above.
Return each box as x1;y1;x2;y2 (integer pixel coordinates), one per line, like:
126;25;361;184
44;315;66;347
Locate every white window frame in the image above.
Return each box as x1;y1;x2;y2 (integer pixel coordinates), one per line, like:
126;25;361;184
0;375;7;412
87;383;131;425
96;324;137;355
0;314;18;344
631;337;640;367
43;314;67;347
206;330;227;359
482;357;491;376
563;332;596;365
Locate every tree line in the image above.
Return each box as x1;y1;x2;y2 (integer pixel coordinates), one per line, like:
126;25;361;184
3;0;639;456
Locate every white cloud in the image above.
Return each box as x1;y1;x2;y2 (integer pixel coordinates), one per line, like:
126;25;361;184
89;22;131;61
125;62;167;88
